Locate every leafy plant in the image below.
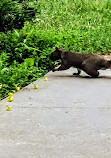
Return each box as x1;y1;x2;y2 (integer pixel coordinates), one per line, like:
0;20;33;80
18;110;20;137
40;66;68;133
0;0;38;32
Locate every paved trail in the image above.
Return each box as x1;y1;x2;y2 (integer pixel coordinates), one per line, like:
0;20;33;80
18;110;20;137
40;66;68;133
0;68;111;158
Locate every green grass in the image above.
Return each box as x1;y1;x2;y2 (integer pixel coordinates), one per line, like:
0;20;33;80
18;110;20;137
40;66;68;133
0;0;111;99
36;0;110;28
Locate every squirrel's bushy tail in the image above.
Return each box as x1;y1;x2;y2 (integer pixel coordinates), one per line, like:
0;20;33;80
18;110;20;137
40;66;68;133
107;59;111;68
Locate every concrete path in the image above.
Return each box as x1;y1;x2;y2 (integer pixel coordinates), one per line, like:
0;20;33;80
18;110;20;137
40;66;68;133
1;68;111;158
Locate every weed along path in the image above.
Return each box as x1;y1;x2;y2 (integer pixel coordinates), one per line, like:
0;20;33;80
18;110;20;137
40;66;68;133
1;68;111;158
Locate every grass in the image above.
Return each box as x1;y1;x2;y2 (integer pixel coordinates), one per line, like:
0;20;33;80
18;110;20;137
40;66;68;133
36;0;111;29
0;0;111;99
31;0;111;52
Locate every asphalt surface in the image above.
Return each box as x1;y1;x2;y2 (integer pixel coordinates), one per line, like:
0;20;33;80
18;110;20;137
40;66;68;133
0;68;111;158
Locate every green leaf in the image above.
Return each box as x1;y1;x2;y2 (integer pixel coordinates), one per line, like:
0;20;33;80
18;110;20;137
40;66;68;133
24;58;34;67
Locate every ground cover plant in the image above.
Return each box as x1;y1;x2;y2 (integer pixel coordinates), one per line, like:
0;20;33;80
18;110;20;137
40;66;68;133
0;0;111;99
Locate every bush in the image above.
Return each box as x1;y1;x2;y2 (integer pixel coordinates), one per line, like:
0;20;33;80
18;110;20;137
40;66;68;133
0;0;38;32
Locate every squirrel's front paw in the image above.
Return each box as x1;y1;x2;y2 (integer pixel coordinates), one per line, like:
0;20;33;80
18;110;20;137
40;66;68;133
52;67;58;72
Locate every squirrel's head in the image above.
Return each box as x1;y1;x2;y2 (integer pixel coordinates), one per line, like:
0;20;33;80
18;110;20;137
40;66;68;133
50;47;63;61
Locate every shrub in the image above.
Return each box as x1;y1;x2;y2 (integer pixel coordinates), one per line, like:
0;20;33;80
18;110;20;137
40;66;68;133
0;0;38;32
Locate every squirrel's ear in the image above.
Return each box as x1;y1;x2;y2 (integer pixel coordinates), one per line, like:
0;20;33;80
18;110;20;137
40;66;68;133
55;47;58;50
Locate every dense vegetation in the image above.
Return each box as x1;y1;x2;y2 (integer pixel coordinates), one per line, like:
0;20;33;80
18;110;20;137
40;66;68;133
0;0;111;99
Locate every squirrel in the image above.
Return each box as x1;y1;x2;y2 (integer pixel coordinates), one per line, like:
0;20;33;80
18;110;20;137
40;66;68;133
50;47;111;78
